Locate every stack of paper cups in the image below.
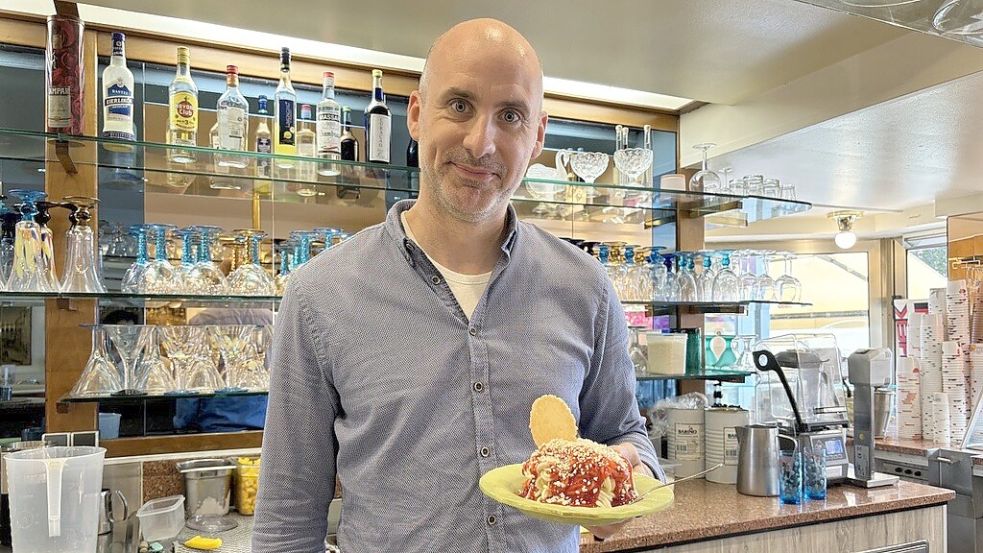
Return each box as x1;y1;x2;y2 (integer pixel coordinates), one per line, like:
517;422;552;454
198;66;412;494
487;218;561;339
929;287;947;317
920;314;944;399
970;344;983;413
909;312;923;358
943;340;969;442
973;282;983;343
896;357;922;439
924;392;951;445
947;280;971;349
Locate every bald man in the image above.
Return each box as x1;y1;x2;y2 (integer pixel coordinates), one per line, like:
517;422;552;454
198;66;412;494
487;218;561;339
253;18;663;553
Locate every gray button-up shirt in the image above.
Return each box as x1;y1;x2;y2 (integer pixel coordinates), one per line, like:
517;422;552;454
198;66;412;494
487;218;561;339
253;200;662;553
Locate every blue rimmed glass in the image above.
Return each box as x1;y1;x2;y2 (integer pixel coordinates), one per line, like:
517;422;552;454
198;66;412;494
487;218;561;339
275;240;294;295
228;229;275;296
712;250;740;302
189;225;228;295
6;189;53;292
779;450;803;505
804;447;827;500
142;224;177;293
121;224;150;293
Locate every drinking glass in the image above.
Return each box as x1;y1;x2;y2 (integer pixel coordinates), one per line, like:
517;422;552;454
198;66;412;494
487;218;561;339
689;143;722;193
121;225;150;293
105;324;147;395
142;224;177;293
163;326;223;393
762;178;781;198
59;196;106;293
313;227;343;252
620;245;639;301
743;175;765;196
228;230;275;296
776;253;802;303
933;0;983;35
70;326;121;397
0;198;18;283
35;199;62;291
174;227;200;294
648;247;668;301
210;325;262;391
677;253;699;302
598;245;620;298
612;148;652;188
628;326;648;377
696;251;716;302
803;447;827;500
275;241;293;295
6;189;53;292
189;225;229;295
290;230;318;269
780;183;797;202
780;450;803;505
663;254;680;301
755;250;778;302
632;247;653;301
719;167;735;194
736;250;758;302
712;251;740;302
735;335;758;371
134;326;176;395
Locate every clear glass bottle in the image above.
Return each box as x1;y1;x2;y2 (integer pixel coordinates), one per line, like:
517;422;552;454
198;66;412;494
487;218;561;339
216;64;249;169
167;46;198;164
101;32;135;141
340;106;358;161
297;104;317;188
316;71;341;176
364;69;391;164
274;47;297;166
255;95;272;178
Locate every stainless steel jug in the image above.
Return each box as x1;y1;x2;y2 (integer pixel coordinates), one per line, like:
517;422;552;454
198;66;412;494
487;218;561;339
735;424;797;496
98;489;127;535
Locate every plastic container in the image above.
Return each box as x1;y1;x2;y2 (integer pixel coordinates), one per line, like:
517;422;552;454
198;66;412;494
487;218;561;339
234;456;260;515
135;495;185;542
6;446;106;553
645;333;687;375
98;412;121;440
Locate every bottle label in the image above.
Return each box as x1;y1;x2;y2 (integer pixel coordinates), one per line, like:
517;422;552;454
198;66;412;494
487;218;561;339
257;137;272;175
277;99;296;146
723;427;739;466
105;82;132;121
257;137;272;154
673;422;703;461
368;113;391;163
47;87;71;128
316;106;341;155
218;105;246;150
170;91;198;132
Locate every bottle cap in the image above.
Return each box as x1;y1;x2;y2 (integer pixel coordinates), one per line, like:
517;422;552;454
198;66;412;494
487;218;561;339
372;69;382;78
226;65;238;75
280;47;290;63
300;104;312;119
111;32;125;42
323;71;334;78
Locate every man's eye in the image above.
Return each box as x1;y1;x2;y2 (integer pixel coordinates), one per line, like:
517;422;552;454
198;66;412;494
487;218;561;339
450;99;468;113
502;110;522;123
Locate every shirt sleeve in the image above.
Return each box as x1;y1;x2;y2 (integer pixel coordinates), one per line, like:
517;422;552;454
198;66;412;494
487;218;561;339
578;279;666;482
252;278;340;553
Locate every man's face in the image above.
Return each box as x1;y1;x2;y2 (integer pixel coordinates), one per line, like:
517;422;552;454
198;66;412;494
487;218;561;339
408;45;547;224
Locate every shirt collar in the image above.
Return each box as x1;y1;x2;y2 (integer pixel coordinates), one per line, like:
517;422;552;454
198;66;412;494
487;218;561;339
385;199;520;264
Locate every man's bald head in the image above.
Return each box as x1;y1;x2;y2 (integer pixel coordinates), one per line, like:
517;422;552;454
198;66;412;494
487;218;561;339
419;18;544;110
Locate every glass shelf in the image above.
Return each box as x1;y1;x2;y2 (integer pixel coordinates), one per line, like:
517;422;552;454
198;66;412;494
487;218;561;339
636;369;753;382
0;291;279;308
623;299;812;315
0;128;811;223
59;389;268;404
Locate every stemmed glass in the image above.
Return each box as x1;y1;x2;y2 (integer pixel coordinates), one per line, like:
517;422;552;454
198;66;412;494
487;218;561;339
161;326;223;393
719;167;734;195
662;254;679;301
173;227;200;293
648;247;668;301
189;225;229;295
628;326;648;377
121;225;150;293
105;324;147;395
7;189;54;292
696;251;716;302
313;227;343;251
36;200;64;291
676;253;698;302
571;151;610;201
736;335;758;371
134;326;176;394
210;325;260;391
290;230;318;270
275;241;293;295
776;253;802;302
736;250;758;302
755;250;778;301
631;247;652;301
228;230;275;296
0;196;18;283
612;148;652;187
70;326;121;397
60;196;106;293
933;0;983;36
689;143;722;193
143;224;177;293
712;251;740;302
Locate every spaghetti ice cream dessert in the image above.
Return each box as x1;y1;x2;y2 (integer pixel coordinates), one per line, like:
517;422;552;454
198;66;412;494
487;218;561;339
520;438;638;507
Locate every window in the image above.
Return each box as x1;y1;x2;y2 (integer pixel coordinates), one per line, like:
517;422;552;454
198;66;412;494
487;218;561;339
907;246;947;300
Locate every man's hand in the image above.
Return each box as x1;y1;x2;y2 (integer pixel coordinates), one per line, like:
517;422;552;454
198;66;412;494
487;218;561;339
585;443;652;541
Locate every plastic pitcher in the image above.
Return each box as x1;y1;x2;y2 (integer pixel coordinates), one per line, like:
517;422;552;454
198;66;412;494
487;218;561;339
5;446;106;552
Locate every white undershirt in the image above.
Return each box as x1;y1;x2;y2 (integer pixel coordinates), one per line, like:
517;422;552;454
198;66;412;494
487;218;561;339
401;211;492;320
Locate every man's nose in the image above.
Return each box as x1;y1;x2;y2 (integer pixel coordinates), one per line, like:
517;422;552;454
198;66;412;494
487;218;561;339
462;113;497;160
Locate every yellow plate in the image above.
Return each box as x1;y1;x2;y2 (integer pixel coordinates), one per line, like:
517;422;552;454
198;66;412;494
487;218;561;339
479;464;674;526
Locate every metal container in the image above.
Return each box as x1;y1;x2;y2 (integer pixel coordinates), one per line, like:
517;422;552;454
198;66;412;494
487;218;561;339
97;489;127;535
666;408;704;478
176;459;235;519
735;424;796;496
705;407;750;485
874;388;895;438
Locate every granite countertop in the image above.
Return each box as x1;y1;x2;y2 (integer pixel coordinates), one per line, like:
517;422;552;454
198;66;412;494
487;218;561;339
869;436;944;456
579;479;954;552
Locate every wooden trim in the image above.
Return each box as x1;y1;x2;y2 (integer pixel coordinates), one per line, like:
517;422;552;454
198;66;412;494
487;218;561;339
104;431;264;457
0;14;46;49
674;167;706;396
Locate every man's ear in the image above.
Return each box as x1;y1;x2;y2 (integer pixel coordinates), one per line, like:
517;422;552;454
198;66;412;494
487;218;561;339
531;110;548;160
407;90;422;141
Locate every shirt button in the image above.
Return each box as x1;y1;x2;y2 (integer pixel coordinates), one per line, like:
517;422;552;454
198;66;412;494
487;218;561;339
480;446;491;457
469;327;478;337
487;515;497;526
473;382;484;392
431;275;441;285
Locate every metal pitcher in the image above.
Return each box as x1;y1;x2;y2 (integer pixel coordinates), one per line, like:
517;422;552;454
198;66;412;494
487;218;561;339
98;489;128;535
735;424;797;496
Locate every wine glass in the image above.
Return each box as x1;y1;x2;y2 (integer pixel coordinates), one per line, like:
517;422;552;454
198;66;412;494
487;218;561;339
134;326;176;395
289;230;318;269
275;241;293;295
162;326;223;393
612;148;652;186
648;247;668;301
712;251;740;302
736;249;759;302
0;197;18;283
755;250;778;302
689;143;722;193
933;0;983;36
189;225;229;295
173;227;200;294
70;326;121;397
776;253;803;302
762;178;781;198
60;196;106;293
105;324;147;395
143;224;177;293
6;189;53;292
228;229;275;296
121;225;151;293
571;151;610;200
696;251;716;302
628;326;648;377
677;253;698;302
719;167;735;195
631;247;653;301
35;199;61;291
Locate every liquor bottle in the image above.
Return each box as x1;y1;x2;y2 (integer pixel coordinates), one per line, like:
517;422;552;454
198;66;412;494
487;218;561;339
167;46;198;163
255;95;272;178
101;32;135;142
340;106;358;161
216;64;249;169
297;104;316;184
273;47;297;166
316;71;342;176
363;69;391;164
406;137;419;192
